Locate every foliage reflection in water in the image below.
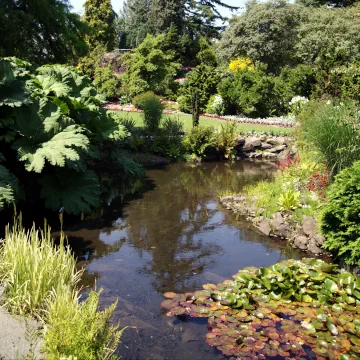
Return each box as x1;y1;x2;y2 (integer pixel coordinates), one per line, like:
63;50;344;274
60;162;312;360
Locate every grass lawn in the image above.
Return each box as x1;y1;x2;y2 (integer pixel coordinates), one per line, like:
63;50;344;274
111;111;293;135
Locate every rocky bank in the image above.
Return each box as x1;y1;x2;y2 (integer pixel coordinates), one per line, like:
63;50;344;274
220;195;327;256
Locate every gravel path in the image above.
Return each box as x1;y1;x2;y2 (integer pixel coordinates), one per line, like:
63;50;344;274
0;287;43;360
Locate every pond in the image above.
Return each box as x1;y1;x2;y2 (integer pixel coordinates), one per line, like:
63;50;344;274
63;161;310;360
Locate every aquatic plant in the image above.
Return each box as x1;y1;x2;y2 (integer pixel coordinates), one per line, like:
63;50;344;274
161;259;360;359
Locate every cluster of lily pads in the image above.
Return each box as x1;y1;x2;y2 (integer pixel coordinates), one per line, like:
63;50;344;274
161;259;360;359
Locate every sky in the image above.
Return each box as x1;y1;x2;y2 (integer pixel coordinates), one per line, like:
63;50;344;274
69;0;246;17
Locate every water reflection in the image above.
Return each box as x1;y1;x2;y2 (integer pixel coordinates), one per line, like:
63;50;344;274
59;161;309;360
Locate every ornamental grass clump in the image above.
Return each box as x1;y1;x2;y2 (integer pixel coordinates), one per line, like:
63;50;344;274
0;218;124;359
297;101;360;177
0;219;81;318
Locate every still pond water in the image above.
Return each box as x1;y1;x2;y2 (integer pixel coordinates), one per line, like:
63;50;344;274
64;161;309;360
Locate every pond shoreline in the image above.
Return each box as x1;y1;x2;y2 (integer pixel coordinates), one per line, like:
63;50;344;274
219;194;328;257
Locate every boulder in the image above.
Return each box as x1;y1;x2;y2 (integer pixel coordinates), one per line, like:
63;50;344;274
235;138;246;147
268;145;287;153
278;150;292;161
308;238;322;255
270;213;290;238
260;135;267;142
262;152;278;161
258;219;271;236
313;235;325;247
261;143;273;150
294;235;308;250
267;136;287;146
243;137;262;151
302;216;318;237
248;152;262;159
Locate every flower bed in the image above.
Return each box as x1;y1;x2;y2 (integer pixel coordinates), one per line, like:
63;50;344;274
203;114;296;128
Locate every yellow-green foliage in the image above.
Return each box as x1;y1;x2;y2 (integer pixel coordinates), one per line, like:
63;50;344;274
0;219;81;318
229;57;255;72
0;218;124;359
244;156;322;219
44;288;124;360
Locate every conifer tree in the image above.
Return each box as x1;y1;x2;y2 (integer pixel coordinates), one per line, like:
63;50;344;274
83;0;116;50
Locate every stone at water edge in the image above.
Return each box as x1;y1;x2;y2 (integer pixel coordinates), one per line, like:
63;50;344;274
294;235;308;250
243;137;262;151
261;142;273;150
262;152;278;161
302;216;318;237
258;219;271;236
266;136;287;146
307;238;322;254
268;145;287;153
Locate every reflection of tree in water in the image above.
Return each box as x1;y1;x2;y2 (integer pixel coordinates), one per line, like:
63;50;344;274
124;162;275;293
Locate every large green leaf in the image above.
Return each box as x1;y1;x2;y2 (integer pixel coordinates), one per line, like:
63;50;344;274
16;125;89;173
39;169;101;214
0;165;19;209
0;58;32;107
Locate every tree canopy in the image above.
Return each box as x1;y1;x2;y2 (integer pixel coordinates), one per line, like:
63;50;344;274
0;0;88;64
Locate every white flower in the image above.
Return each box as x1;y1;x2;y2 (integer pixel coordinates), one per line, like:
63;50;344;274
289;96;309;106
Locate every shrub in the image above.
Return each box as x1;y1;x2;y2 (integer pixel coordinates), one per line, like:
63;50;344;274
278;65;316;101
320;161;360;265
133;92;163;133
44;288;124;360
94;65;122;100
0;220;81;318
218;68;285;117
289;96;309;115
183;126;215;157
206;95;225;116
229;57;255;72
162;117;184;137
214;120;238;159
298;101;360;176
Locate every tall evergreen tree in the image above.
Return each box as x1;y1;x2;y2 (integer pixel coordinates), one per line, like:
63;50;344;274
0;0;88;64
83;0;116;50
117;0;237;48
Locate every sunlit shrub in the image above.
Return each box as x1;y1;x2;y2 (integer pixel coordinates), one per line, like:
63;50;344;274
214;120;238;159
278;189;301;211
321;161;360;265
229;57;255;72
183;126;215;157
133;92;163;133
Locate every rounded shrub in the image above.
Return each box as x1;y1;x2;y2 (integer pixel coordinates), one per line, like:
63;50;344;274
320;160;360;265
133;91;163;133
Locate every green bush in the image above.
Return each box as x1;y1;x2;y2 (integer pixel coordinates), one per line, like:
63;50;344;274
218;68;285;117
298;101;360;176
183;126;215;157
133;92;163;133
320;161;360;265
278;64;316;101
94;65;122;100
162;117;184;137
214;120;238;159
